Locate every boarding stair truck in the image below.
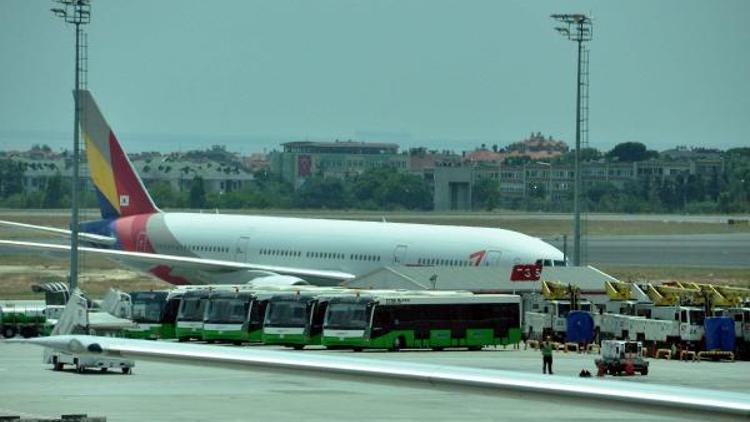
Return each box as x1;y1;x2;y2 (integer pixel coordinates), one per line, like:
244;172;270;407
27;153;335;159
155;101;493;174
30;281;71;326
0;301;46;338
44;289;135;374
595;340;649;376
99;288;132;319
524;280;593;341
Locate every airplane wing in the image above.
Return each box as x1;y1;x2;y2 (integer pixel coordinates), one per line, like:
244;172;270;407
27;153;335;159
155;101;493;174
20;334;750;421
0;240;355;283
0;219;116;247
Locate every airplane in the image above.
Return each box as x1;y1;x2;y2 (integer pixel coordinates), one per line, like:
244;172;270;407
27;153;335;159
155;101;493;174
0;90;565;287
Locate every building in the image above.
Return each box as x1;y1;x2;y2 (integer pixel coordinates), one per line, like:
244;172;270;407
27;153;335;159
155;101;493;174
431;157;725;210
268;141;408;189
132;155;254;194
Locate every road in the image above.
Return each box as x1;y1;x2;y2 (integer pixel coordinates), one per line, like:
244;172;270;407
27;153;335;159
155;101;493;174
0;342;747;421
547;233;750;268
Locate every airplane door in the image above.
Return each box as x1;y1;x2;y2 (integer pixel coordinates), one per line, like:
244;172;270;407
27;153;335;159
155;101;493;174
234;236;250;262
393;244;408;265
136;232;149;252
484;250;502;267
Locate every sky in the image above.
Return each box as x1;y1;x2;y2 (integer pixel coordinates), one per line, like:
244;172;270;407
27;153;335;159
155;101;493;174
1;0;748;154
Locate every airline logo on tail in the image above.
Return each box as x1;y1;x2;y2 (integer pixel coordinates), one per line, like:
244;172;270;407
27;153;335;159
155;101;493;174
78;90;159;219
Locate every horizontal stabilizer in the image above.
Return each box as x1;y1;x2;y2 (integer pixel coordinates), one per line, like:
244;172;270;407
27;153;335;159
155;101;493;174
0;220;116;246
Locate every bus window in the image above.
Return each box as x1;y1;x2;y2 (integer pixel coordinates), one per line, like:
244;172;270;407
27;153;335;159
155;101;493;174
265;301;308;327
325;302;370;330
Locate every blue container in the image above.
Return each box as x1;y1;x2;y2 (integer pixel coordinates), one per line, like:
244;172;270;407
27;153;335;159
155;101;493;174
704;317;723;350
566;311;594;344
705;317;735;352
719;317;736;352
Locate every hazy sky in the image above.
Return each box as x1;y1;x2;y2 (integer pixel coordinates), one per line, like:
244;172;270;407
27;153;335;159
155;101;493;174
1;0;748;154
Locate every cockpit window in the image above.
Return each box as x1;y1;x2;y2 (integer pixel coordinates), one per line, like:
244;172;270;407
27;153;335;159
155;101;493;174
553;260;566;267
543;259;552;267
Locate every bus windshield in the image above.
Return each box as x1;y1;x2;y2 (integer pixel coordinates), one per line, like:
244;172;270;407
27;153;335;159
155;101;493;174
178;297;206;322
206;298;249;323
325;302;370;330
131;292;167;323
265;301;308;327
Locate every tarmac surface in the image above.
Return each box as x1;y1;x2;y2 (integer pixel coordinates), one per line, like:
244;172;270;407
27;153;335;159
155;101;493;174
0;342;747;421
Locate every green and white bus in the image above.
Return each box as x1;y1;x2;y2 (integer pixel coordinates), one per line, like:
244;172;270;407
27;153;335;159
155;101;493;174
176;290;210;341
202;290;254;344
123;290;183;340
262;290;347;350
322;292;522;351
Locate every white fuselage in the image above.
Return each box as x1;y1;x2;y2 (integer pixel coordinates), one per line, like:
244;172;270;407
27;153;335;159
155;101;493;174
141;213;564;281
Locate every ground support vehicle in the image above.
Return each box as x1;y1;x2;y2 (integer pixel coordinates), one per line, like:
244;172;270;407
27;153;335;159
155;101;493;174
322;292;521;351
0;302;46;338
45;289;134;374
123;290;183;340
176;290;209;341
722;307;750;359
524;299;594;341
595;340;649;376
202;290;254;344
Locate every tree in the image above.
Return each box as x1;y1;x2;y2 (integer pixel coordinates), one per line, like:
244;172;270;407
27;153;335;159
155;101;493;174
472;178;500;210
294;177;350;209
189;176;207;208
42;173;65;208
0;159;24;197
606;142;658;162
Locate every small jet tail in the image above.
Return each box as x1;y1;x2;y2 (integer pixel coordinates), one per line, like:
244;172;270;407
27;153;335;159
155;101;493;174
78;90;159;219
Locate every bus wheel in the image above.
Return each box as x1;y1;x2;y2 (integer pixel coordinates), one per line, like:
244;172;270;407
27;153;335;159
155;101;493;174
122;367;132;375
100;368;108;373
352;347;363;352
468;346;482;351
21;326;37;338
2;326;17;338
76;364;85;374
293;345;304;350
431;347;444;352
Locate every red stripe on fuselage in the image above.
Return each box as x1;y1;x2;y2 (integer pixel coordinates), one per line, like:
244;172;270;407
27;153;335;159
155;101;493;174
150;265;189;285
114;214;155;253
109;131;157;217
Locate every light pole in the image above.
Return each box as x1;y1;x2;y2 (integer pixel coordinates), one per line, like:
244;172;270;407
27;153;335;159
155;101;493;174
551;13;592;266
51;0;91;291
